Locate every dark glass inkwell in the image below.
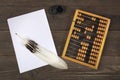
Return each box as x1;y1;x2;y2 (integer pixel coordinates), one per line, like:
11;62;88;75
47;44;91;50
48;5;66;15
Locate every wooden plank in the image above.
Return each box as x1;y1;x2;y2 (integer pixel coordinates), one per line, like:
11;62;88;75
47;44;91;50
0;71;19;80
0;56;18;72
1;17;120;31
0;70;120;80
22;65;120;80
0;56;119;73
0;5;117;15
19;68;120;80
37;76;120;80
15;65;120;80
0;0;120;7
34;67;120;79
0;31;120;56
0;6;119;17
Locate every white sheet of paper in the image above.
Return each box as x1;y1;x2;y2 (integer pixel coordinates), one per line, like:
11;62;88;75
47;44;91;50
7;9;57;73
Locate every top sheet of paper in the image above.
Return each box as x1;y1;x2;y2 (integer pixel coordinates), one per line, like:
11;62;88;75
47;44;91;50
7;9;57;73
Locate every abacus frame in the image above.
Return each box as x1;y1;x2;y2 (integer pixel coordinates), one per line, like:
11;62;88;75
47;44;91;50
62;9;110;69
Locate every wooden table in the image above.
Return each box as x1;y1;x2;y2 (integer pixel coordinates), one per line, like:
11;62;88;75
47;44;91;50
0;0;120;80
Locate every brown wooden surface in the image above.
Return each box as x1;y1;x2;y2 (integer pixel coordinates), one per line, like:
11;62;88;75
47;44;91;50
0;0;120;80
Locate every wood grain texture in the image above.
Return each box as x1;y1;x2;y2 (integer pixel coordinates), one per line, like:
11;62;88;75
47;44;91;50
0;0;120;80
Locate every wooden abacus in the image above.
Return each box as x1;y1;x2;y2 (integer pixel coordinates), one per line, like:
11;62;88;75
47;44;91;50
62;9;111;69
